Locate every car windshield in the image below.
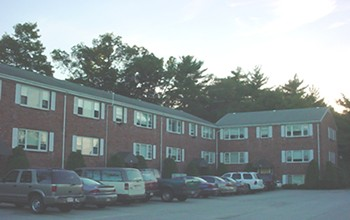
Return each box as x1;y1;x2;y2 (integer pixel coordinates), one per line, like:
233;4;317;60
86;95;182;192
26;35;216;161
81;177;101;186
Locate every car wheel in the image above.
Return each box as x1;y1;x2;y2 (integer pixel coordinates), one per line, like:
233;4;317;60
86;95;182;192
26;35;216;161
161;189;174;202
177;195;187;202
30;195;46;214
58;204;72;212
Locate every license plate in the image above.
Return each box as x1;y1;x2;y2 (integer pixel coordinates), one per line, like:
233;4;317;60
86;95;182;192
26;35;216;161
67;197;74;202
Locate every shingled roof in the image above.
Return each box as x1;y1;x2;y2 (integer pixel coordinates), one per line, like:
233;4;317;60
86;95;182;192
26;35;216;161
0;63;214;126
216;107;330;127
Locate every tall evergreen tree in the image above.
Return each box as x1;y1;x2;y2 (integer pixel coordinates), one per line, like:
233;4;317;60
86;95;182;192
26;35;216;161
0;22;53;76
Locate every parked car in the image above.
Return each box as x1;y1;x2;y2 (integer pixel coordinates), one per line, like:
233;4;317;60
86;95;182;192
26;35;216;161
200;176;236;195
0;168;84;214
139;169;160;201
75;167;146;203
257;173;275;191
173;176;219;198
222;172;264;192
221;176;250;194
77;177;117;208
157;177;200;202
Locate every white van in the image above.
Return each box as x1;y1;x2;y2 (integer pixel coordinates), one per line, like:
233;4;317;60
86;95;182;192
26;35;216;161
75;167;146;203
222;172;264;191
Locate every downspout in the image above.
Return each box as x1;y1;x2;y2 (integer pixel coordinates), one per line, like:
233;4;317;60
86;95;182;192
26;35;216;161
105;104;109;167
61;94;67;168
317;123;321;171
160;116;163;175
216;129;219;170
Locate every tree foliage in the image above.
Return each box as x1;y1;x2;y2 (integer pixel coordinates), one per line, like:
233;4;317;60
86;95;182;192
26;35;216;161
0;22;53;76
5;147;30;172
65;150;86;170
162;157;178;178
304;160;320;189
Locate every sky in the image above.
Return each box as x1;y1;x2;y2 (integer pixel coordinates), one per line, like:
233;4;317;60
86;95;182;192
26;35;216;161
1;0;350;111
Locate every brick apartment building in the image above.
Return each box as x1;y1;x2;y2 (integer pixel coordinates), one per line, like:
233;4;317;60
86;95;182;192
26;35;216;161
0;63;338;185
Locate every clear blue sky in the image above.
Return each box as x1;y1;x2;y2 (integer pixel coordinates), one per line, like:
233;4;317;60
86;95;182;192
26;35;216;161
1;0;350;110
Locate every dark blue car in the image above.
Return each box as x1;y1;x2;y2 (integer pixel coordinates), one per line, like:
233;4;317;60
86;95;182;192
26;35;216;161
174;176;219;198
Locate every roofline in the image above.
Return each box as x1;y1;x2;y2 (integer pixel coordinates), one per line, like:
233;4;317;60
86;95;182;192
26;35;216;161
0;72;216;127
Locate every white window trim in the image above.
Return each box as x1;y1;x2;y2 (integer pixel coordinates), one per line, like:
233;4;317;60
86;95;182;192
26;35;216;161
222;127;248;140
134;110;154;129
73;96;102;119
133;142;156;160
201;151;216;164
166;146;184;162
281;124;313;138
12;128;52;152
281;150;314;163
220;152;248;164
72;135;102;156
166;118;183;134
256;126;273;138
113;106;128;124
15;84;54;111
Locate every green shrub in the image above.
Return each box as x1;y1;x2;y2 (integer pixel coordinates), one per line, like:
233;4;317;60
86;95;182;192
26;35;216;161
216;163;228;176
304;160;319;189
135;155;148;169
6;147;30;171
66;150;85;170
322;161;339;189
185;160;200;176
162;157;178;178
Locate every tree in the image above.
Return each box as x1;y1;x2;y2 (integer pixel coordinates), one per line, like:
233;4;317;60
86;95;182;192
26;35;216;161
322;161;339;189
0;22;53;76
185;160;200;176
162;158;178;178
107;153;125;167
5;147;30;172
65;150;85;170
162;56;213;119
135;155;148;169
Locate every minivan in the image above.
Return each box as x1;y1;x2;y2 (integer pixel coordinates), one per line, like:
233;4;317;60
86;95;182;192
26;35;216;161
75;167;146;203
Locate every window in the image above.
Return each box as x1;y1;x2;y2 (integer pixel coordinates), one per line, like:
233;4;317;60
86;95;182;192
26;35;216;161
20;171;32;183
113;106;127;123
166;118;183;134
102;170;123;182
15;84;55;110
189;123;197;137
282;124;312;137
133;143;155;160
328;127;336;141
201;126;214;139
74;97;103;119
73;135;103;156
134;110;154;128
201;151;215;164
282;150;314;163
4;171;19;183
15;128;49;152
256;126;272;138
220;152;248;164
222;127;248;140
282;174;305;185
329;152;336;164
166;146;184;162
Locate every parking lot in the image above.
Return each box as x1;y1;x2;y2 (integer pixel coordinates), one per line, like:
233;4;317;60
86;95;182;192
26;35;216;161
1;189;350;220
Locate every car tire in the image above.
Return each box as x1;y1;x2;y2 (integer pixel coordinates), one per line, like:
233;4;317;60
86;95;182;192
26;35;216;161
177;195;187;202
161;189;174;202
30;195;46;214
58;204;73;212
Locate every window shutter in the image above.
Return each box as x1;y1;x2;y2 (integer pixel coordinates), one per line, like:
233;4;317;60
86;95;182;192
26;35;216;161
133;143;137;155
72;135;77;152
99;139;104;156
308;124;313;136
153;145;156;159
0;80;2;100
112;106;116;122
201;151;204;159
49;132;54;152
182;122;185;134
73;97;78;114
123;108;128;123
100;103;105;119
50;92;56;110
153;115;157;129
182;149;185;162
244;152;249;163
165;147;169;158
281;125;285;137
309;150;314;161
281;150;286;162
256;127;260;138
15;84;21;104
220;129;224;139
195;125;198;136
244;128;248;139
220;152;224;163
269;126;273;137
12;128;18;148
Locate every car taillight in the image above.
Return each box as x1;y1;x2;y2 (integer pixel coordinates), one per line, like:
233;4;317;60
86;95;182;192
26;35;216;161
89;189;100;194
124;183;129;190
51;185;57;192
254;181;257;185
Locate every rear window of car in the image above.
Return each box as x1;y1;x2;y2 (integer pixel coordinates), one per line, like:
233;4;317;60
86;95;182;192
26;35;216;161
126;170;143;182
101;170;123;182
232;174;241;179
52;170;81;184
